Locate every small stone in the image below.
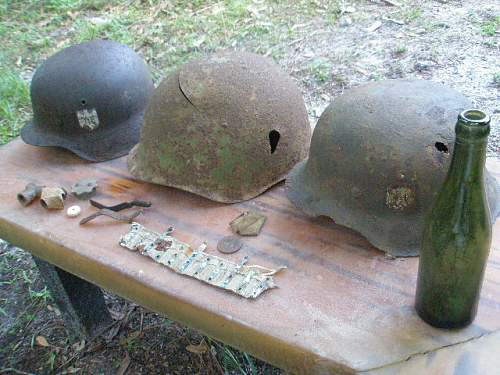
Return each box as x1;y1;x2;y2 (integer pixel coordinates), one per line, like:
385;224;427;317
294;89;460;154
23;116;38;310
366;20;382;32
414;60;434;72
67;205;82;218
87;16;110;25
339;16;353;27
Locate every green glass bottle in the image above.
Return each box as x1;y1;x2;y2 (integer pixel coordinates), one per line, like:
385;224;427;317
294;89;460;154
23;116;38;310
415;109;492;329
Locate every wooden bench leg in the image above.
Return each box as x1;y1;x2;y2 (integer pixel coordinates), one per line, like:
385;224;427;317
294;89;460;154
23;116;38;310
33;256;113;338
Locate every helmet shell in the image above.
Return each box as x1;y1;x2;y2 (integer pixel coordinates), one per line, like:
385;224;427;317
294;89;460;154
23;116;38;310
21;40;154;161
128;51;311;203
287;79;500;257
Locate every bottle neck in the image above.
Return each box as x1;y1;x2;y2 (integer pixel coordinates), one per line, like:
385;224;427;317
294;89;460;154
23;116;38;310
448;138;487;183
446;109;491;184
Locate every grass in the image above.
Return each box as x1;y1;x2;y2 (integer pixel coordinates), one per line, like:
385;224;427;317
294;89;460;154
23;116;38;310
393;44;408;56
310;57;332;83
0;65;30;145
493;73;500;88
404;7;422;23
482;16;500;36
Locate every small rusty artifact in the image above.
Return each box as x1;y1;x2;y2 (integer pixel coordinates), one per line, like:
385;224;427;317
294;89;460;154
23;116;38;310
71;179;98;200
230;211;267;236
89;199;151;212
40;187;67;210
217;236;244;254
128;51;311;203
20;40;154;162
120;223;285;299
286;79;500;257
17;183;43;206
79;209;143;225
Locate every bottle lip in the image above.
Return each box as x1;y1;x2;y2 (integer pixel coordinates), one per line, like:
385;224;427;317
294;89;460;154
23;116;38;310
458;109;490;126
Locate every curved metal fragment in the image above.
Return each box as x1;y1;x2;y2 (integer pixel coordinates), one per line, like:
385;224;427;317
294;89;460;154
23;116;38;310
79;209;143;225
89;199;152;211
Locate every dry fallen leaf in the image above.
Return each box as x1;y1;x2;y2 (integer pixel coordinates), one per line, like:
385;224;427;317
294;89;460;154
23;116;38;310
186;341;209;355
72;339;86;352
36;335;49;347
60;367;81;374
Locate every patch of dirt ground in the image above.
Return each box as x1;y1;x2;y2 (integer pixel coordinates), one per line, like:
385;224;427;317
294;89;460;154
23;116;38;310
287;0;499;154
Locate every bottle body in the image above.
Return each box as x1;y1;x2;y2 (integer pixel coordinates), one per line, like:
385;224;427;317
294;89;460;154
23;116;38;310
415;110;492;328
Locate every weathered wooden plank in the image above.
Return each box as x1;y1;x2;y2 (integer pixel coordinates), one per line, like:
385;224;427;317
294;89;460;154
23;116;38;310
0;139;499;374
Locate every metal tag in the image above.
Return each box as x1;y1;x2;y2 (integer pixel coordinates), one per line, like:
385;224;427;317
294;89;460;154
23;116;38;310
230;211;267;236
76;108;100;131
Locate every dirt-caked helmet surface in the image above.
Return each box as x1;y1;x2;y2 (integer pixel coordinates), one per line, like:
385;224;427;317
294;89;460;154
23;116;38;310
287;79;500;257
21;40;154;161
128;51;311;203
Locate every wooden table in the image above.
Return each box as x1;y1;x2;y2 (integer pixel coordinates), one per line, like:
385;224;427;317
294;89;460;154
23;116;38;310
1;139;499;374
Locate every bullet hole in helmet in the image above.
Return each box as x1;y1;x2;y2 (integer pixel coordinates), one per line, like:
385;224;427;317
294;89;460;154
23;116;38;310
435;142;448;153
269;130;280;154
81;99;87;105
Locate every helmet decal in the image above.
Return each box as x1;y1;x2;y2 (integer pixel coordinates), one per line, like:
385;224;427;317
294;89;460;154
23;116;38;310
76;108;100;131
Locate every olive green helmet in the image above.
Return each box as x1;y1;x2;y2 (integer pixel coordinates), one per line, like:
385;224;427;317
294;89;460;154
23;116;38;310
128;51;311;203
287;79;500;257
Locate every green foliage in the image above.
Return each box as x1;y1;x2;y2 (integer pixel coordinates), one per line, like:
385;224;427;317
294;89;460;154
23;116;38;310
493;72;500;88
482;16;500;36
310;58;332;83
393;44;408;55
29;286;52;304
0;64;30;144
405;8;422;22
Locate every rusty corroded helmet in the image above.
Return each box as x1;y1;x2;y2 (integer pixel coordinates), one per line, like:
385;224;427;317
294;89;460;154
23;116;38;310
21;40;154;162
287;79;500;257
128;51;311;203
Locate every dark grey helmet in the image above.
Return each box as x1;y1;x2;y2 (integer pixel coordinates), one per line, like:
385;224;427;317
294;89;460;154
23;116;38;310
21;40;154;162
287;79;500;257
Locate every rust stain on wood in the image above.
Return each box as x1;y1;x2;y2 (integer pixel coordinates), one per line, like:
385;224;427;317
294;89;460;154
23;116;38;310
105;178;139;194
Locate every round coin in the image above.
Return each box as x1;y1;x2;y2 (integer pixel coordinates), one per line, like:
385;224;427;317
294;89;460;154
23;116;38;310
217;236;243;254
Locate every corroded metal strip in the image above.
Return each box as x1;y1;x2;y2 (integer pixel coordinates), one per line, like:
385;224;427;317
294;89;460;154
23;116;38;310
79;209;143;225
89;199;152;212
119;223;284;299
